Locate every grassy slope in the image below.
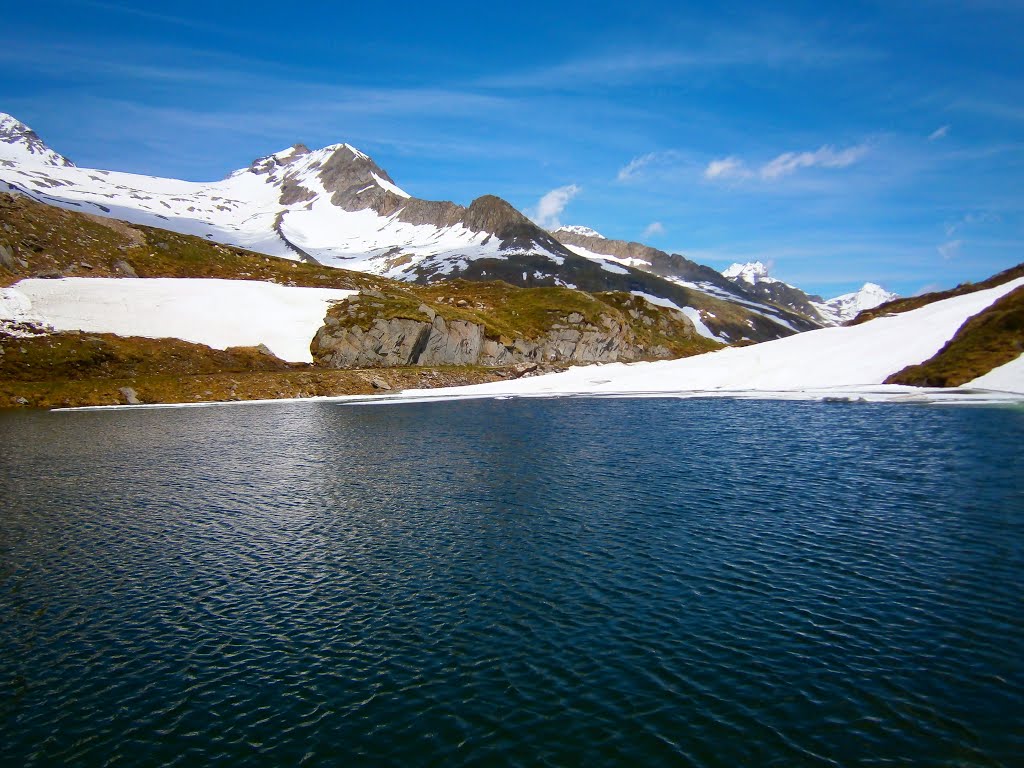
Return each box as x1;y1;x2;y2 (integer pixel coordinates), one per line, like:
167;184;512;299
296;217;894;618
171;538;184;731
885;285;1024;387
0;191;378;290
0;329;513;408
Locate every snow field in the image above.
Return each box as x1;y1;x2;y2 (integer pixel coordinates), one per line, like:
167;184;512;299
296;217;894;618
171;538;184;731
0;278;357;363
378;277;1024;401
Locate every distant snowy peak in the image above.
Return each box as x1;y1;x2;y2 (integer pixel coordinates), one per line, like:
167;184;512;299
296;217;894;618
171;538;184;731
815;282;898;325
0;113;74;168
554;225;605;239
721;261;779;285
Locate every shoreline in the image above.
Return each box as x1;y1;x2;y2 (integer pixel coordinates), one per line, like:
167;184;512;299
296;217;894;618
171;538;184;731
46;381;1024;413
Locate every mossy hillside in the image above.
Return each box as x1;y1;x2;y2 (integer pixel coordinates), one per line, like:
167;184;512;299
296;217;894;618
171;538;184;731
885;285;1024;387
1;364;512;409
1;330;294;382
327;280;722;358
0;329;515;408
0;192;379;290
444;250;818;341
850;262;1024;326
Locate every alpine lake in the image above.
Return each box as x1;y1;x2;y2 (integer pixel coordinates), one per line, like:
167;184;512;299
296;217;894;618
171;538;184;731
2;397;1022;766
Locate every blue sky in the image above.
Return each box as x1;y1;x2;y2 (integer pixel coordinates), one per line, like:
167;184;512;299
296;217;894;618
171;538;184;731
2;0;1022;297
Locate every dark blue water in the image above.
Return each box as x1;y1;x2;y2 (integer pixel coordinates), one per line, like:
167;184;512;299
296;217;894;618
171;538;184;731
1;398;1022;766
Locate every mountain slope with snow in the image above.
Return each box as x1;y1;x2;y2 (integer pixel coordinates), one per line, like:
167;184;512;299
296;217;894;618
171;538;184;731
367;276;1024;402
0;112;823;344
0;114;74;168
720;261;897;326
550;227;822;336
813;283;898;325
0;112;570;280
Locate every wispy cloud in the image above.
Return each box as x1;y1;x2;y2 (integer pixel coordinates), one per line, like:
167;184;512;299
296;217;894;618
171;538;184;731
642;221;666;239
928;125;950;141
701;144;871;182
66;0;224;33
528;184;581;229
759;144;870;179
944;210;1000;236
703;156;751;181
938;239;963;260
617;153;657;181
477;24;880;91
615;150;695;182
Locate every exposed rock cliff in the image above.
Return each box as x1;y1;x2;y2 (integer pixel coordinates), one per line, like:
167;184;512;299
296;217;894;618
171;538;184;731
310;283;718;369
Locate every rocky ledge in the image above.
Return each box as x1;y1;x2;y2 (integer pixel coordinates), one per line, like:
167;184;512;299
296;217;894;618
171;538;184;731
310;288;701;369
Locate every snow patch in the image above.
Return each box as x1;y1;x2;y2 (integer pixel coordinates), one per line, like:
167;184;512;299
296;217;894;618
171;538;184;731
554;225;605;239
371;172;410;199
965;353;1024;394
0;278;356;363
722;261;777;285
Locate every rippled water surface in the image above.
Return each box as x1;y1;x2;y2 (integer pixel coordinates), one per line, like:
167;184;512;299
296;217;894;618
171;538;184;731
1;398;1023;766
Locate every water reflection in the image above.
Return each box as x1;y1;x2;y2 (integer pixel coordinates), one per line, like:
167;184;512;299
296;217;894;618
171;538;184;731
1;399;1022;766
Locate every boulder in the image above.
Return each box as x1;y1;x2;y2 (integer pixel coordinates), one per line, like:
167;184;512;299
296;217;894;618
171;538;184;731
0;242;17;271
112;260;138;278
118;386;141;405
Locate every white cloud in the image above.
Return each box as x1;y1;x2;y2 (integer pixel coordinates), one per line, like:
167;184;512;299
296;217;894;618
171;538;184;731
642;221;666;239
938;239;962;260
928;125;950;141
703;156;751;180
528;184;581;229
759;144;869;179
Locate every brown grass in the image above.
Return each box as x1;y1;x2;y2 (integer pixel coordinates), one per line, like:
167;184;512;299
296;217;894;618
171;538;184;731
885;285;1024;387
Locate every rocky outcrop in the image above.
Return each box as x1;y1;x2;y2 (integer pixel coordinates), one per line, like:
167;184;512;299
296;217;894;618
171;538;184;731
311;293;692;369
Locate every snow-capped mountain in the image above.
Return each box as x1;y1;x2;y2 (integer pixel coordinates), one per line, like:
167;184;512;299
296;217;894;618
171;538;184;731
0;112;573;280
813;283;898;325
722;261;782;286
0;111;823;342
0;114;74;168
721;261;896;326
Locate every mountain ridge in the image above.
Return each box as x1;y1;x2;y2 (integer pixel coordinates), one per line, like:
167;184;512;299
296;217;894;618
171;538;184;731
718;259;897;326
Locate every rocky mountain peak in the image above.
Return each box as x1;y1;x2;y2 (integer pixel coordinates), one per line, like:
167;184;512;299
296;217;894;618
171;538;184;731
0;113;74;168
314;142;409;203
